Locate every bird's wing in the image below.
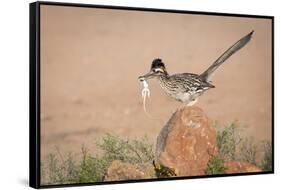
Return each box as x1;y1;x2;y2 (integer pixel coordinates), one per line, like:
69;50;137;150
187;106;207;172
172;73;214;92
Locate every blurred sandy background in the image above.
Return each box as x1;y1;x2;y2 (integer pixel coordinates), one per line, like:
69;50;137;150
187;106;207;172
40;5;272;159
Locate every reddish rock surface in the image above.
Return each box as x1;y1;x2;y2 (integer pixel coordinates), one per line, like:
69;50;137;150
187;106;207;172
104;160;150;181
156;106;218;176
225;161;262;174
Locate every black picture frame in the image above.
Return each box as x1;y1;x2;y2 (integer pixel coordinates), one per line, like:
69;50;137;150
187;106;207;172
29;1;274;189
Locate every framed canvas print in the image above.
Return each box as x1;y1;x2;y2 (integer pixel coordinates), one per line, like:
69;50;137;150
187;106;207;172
29;1;274;188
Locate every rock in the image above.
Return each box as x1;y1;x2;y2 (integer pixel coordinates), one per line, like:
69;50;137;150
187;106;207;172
225;161;262;173
104;160;150;181
155;106;218;176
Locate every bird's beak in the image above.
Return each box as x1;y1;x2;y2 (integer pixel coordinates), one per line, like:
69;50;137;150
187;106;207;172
138;70;155;81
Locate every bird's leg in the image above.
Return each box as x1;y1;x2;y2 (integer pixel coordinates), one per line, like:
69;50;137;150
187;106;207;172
186;98;198;106
178;98;198;111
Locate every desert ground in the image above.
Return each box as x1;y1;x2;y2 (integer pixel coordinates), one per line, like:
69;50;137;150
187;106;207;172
40;5;272;160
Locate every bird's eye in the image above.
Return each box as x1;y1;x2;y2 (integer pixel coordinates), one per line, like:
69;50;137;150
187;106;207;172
153;69;161;73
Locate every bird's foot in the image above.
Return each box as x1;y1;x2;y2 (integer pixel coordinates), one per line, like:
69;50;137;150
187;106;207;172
186;98;198;107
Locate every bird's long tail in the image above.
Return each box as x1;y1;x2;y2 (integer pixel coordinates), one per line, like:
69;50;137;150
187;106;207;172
200;31;254;82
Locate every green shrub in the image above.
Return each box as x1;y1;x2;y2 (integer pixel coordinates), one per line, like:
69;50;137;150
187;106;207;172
41;134;154;185
41;123;272;184
215;121;272;171
206;156;227;175
239;137;257;165
216;121;242;160
97;134;154;166
76;147;108;183
260;141;272;171
41;153;78;185
47;153;65;183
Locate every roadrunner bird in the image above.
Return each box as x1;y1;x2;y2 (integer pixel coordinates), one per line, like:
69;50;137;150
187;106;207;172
138;31;253;106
